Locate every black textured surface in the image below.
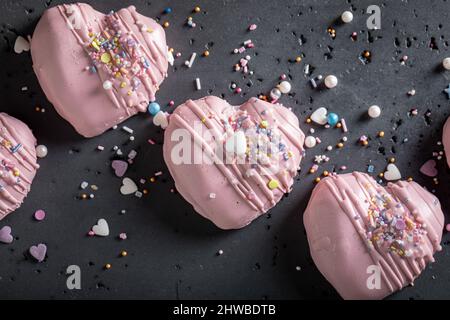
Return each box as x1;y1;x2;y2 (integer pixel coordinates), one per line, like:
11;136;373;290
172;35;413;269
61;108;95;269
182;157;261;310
0;0;449;300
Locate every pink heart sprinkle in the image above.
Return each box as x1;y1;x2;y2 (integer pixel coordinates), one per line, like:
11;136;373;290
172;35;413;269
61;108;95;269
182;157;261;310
29;243;47;263
112;160;128;178
34;210;46;221
420;159;438;177
0;226;13;244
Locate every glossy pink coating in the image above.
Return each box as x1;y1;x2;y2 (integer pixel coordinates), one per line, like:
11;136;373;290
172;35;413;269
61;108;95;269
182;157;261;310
163;96;305;230
304;172;444;300
0;113;39;220
31;3;169;138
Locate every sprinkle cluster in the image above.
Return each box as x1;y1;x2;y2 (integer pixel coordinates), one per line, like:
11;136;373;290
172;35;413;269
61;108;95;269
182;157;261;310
363;191;427;258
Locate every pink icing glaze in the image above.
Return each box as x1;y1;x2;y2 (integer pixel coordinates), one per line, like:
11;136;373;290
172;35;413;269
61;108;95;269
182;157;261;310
31;3;169;138
163;96;305;230
0;113;39;220
304;172;444;300
444;117;450;167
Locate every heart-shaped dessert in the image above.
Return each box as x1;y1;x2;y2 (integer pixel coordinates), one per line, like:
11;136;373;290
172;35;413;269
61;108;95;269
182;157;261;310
304;172;444;300
31;3;170;138
163;96;306;230
0;113;39;221
444;117;450;167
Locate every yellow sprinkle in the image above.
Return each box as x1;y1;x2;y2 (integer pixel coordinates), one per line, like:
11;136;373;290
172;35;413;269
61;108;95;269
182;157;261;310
120;82;127;88
203;50;210;57
295;56;302;63
201;118;207;124
120;251;128;257
147;28;154;33
389;158;396;163
314;177;321;183
378;131;385;137
260;120;269;129
268;179;279;190
91;41;100;51
101;53;112;64
163;21;170;28
127;91;133;96
104;264;112;270
150;177;156;183
306;118;312;124
194;6;201;13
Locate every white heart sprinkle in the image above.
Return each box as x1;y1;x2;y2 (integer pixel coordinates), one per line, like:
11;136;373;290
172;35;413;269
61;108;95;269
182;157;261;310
14;36;30;54
92;219;109;237
120;178;138;195
384;164;402;181
153;111;169;129
310;107;328;125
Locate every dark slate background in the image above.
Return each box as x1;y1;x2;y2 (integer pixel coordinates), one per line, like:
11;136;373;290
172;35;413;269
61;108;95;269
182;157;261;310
0;0;449;300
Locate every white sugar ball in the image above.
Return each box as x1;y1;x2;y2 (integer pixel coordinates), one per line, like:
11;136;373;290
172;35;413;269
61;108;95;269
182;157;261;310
278;81;292;94
443;57;450;70
341;11;353;23
270;88;282;100
36;145;48;158
103;80;113;90
305;136;317;149
324;75;338;89
368;105;381;118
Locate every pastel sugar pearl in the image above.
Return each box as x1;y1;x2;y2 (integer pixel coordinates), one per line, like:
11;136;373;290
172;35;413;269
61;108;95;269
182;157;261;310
278;81;292;94
368;105;381;118
324;75;338;89
36;145;48;158
103;80;113;90
270;88;282;100
443;57;450;71
148;102;161;116
341;11;353;23
305;136;317;149
327;113;339;126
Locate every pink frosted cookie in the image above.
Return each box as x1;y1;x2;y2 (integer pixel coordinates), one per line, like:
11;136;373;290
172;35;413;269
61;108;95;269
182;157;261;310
0;114;39;220
444;117;450;167
304;172;444;300
163;96;305;230
31;3;169;138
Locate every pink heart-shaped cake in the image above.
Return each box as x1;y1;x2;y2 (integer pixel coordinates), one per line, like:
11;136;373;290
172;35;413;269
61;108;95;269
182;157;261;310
304;172;444;300
444;117;450;167
163;96;306;230
31;3;169;138
0;113;39;220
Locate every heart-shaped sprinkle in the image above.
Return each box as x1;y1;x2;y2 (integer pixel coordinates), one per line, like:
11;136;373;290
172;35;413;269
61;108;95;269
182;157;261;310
153;111;169;129
92;219;110;237
120;178;138;195
29;243;47;262
384;164;402;181
34;209;46;221
310;107;328;125
0;226;13;244
14;36;30;54
420;159;438;177
112;160;128;178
